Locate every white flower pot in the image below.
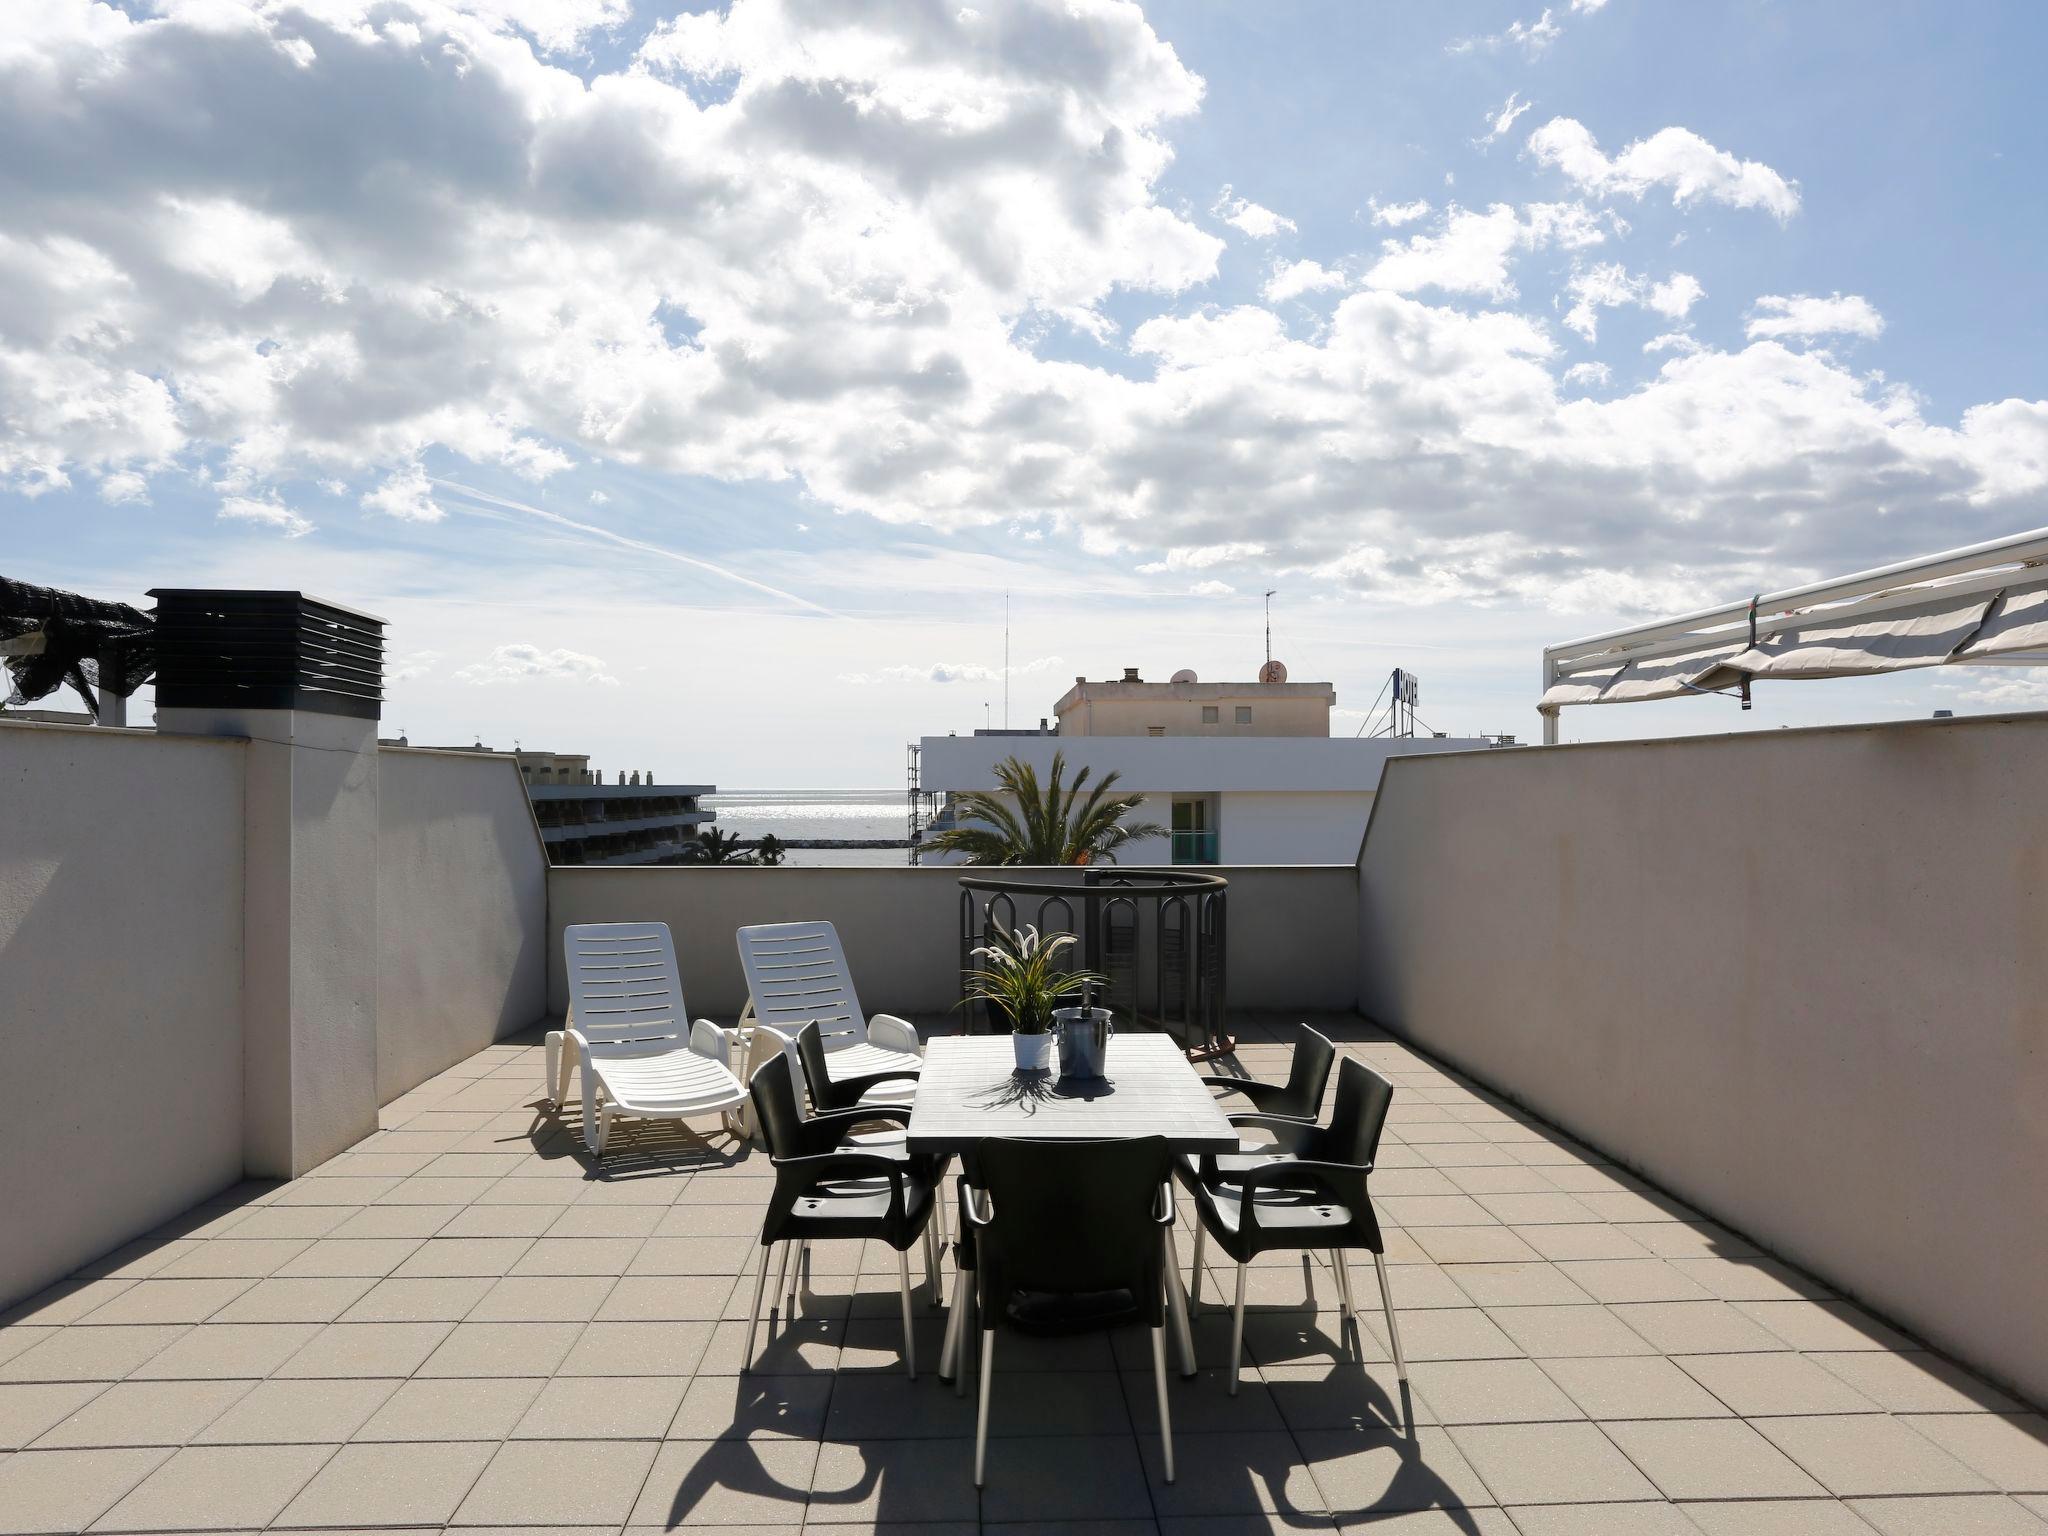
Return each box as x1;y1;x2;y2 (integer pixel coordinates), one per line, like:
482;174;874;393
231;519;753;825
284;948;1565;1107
1012;1031;1054;1073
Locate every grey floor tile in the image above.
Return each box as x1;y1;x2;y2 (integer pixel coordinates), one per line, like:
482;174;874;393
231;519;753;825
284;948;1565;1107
1294;1426;1496;1518
130;1322;321;1380
811;1436;984;1523
0;1446;168;1534
975;1434;1154;1523
338;1275;496;1322
0;1326;188;1383
1901;1415;2048;1494
1682;1500;1875;1535
73;1278;252;1325
1537;1355;1732;1420
1504;1501;1701;1535
629;1437;819;1526
209;1275;377;1324
1437;1263;1591;1309
417;1319;584;1377
1675;1350;1882;1415
455;1437;658;1525
1264;1362;1422;1434
1733;1299;1915;1352
1602;1417;1827;1500
354;1375;542;1440
821;1371;979;1440
276;1438;497;1526
515;1374;689;1439
1814;1352;2025;1414
31;1379;251;1448
0;1384;102;1450
91;1442;332;1531
1847;1494;2048;1534
1448;1421;1657;1505
1757;1413;1993;1497
1405;1359;1579;1426
1485;1305;1654;1359
558;1319;713;1376
1141;1429;1326;1517
194;1377;398;1443
1552;1260;1714;1305
1608;1301;1790;1355
272;1319;452;1378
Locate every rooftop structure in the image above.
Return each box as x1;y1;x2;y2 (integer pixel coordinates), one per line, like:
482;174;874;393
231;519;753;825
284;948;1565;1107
2;585;2046;1533
1055;665;1336;738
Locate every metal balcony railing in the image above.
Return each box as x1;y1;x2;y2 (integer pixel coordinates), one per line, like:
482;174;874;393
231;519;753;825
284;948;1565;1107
958;868;1231;1059
1171;829;1219;865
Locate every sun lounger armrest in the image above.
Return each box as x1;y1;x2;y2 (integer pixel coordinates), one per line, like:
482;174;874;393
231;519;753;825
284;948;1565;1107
690;1019;735;1069
866;1014;923;1056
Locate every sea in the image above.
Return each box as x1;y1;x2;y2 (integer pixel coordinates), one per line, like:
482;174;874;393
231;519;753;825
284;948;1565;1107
703;788;911;866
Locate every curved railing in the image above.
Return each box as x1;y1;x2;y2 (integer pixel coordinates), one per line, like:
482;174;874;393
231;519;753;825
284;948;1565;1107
957;868;1231;1059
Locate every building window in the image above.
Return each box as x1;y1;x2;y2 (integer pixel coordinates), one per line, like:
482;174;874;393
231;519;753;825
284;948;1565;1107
1147;725;1166;736
1235;706;1253;724
1201;705;1219;724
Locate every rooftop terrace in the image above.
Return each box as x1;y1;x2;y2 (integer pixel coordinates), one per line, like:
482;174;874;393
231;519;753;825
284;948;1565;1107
3;1012;2044;1534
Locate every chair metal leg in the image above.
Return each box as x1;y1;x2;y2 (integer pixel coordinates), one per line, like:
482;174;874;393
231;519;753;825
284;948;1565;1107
1161;1229;1195;1377
973;1327;996;1486
1151;1324;1175;1484
939;1264;967;1380
955;1284;975;1399
1333;1249;1357;1319
742;1244;771;1370
897;1245;917;1380
1372;1250;1407;1382
924;1216;941;1304
1228;1262;1248;1397
1189;1221;1206;1311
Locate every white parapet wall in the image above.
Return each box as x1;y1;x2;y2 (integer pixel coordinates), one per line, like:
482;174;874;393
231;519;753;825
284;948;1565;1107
546;863;1362;1020
1357;714;2048;1407
376;746;550;1103
0;721;247;1306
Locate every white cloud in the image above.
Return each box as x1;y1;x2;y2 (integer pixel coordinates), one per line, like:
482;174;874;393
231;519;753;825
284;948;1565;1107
389;649;440;682
839;654;1064;685
1263;259;1348;303
3;0;2045;627
99;471;150;504
218;494;313;537
1137;542;1268;573
1746;292;1885;341
1941;672;2048;711
1369;198;1433;228
1365;202;1607;300
1187;579;1235;596
1562;264;1703;340
361;464;443;523
455;644;620;686
1563;361;1611;389
1213;186;1296;239
1527;118;1801;220
1476;92;1533;147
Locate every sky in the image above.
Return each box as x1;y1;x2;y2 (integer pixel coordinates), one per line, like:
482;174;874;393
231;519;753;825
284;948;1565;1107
5;0;2047;784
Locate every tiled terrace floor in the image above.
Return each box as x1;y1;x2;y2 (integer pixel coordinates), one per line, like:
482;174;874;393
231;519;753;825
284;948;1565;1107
3;1013;2046;1535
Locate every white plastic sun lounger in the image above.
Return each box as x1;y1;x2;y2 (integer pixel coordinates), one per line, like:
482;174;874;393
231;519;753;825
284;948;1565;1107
736;920;923;1110
545;921;747;1156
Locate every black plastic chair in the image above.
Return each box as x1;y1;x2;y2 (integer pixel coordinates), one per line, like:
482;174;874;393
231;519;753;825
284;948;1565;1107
959;1137;1180;1487
742;1053;939;1377
1182;1057;1404;1394
797;1019;920;1113
1199;1022;1336;1120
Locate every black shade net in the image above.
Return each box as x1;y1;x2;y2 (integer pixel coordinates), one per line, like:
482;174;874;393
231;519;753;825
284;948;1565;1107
0;576;156;711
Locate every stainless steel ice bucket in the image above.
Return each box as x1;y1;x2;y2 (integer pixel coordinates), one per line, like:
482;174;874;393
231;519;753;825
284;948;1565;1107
1053;1007;1114;1079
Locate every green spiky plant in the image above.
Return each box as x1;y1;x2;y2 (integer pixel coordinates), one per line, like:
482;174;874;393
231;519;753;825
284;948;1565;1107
960;922;1105;1036
683;827;755;865
925;751;1165;866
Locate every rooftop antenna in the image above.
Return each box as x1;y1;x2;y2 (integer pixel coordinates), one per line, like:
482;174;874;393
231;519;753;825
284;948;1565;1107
1264;589;1278;667
1004;590;1010;730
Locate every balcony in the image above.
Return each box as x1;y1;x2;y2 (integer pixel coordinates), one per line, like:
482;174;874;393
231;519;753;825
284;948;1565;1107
1171;827;1219;864
3;707;2047;1532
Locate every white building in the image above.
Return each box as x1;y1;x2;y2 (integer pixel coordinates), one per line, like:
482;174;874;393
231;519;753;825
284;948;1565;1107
917;665;1492;865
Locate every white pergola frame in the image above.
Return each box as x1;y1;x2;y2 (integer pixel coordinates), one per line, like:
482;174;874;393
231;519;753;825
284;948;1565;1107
1539;524;2048;745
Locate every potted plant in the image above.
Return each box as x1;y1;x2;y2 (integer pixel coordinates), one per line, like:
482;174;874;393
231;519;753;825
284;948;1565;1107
961;923;1104;1073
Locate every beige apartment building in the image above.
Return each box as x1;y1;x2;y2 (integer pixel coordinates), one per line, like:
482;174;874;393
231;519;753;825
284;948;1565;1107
1053;667;1335;738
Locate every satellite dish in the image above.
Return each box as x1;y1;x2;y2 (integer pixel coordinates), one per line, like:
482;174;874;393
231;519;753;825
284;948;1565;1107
1170;668;1198;684
1258;659;1288;684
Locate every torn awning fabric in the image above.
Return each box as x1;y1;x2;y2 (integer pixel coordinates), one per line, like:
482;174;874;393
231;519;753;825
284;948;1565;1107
0;576;156;709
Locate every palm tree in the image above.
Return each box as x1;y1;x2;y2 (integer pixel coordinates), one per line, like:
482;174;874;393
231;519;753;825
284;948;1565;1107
924;751;1165;866
682;827;754;865
753;833;787;867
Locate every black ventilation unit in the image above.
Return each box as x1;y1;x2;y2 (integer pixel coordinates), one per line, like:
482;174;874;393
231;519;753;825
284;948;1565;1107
149;590;384;719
